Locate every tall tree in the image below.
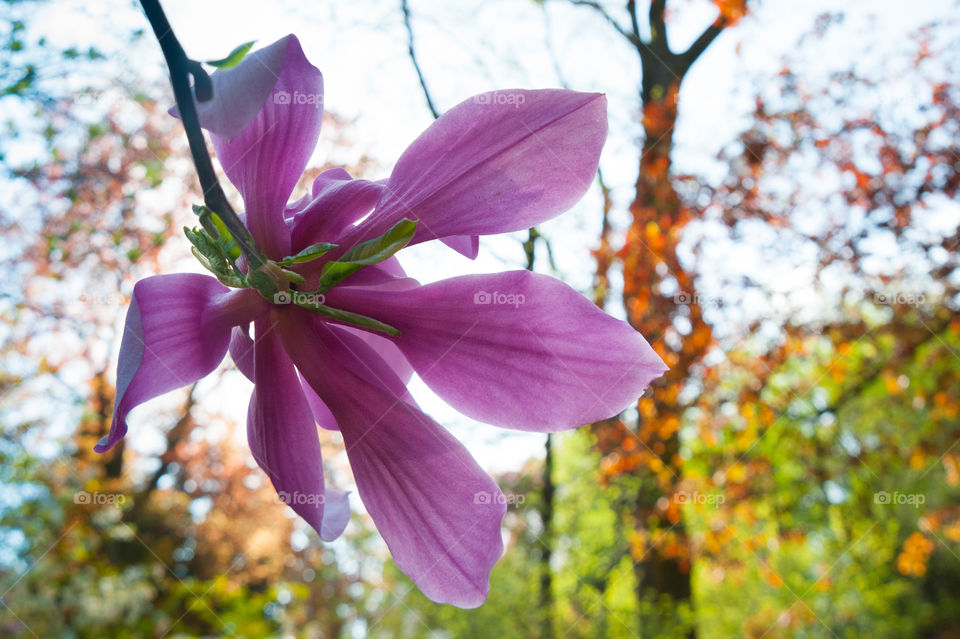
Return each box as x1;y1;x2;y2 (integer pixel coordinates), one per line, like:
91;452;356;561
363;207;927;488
574;1;745;631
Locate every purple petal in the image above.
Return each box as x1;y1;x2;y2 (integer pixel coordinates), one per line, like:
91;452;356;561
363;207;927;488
319;320;416;404
326;270;667;432
248;320;345;541
279;314;505;608
208;35;323;258
440;235;480;259
295;299;414;430
300;378;339;431
345;90;606;248
96;275;266;453
289;168;385;252
338;325;414;388
320;488;351;541
229;326;255;381
182;36;289;141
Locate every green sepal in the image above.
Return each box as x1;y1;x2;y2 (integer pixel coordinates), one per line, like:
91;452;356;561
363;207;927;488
184;225;244;287
281;268;306;284
192;204;241;261
206;41;256;69
317;218;417;292
246;267;280;300
297;300;401;337
189;247;245;287
277;242;338;267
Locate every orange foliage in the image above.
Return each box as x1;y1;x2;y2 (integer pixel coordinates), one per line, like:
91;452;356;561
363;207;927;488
897;532;935;577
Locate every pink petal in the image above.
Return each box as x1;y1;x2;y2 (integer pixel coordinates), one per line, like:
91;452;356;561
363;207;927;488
297;310;417;431
248;321;346;541
440;235;480;259
299;378;339;431
229;326;255;381
320;488;351;541
289;168;385;252
338;325;414;387
207;35;323;258
326;270;667;432
343;90;606;248
279;314;505;608
182;36;289;141
96;275;266;452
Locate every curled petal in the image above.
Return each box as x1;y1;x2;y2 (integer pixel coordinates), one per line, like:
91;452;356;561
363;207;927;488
326;270;667;432
320;488;351;541
206;35;323;258
181;37;288;141
279;314;504;608
229;325;255;381
289;168;385;252
96;275;266;452
300;378;339;431
440;235;479;260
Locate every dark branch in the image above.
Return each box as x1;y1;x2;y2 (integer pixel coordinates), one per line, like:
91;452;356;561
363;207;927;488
627;0;641;40
401;0;441;119
648;0;669;53
677;17;727;73
139;0;265;268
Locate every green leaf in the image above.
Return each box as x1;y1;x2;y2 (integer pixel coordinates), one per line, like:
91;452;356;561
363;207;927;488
277;242;338;267
318;219;417;292
280;268;306;284
297;302;401;337
206;41;256;69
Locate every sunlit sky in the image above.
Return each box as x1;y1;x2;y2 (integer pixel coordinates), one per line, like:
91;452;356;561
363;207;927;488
19;0;959;480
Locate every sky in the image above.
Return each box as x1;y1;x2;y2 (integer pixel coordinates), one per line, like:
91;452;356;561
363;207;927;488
16;0;960;481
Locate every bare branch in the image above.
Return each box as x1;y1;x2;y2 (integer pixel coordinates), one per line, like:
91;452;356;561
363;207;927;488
139;0;265;269
569;0;644;50
401;0;441;119
649;0;669;53
678;17;727;73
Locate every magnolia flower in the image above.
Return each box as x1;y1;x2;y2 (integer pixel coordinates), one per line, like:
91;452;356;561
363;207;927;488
97;35;667;607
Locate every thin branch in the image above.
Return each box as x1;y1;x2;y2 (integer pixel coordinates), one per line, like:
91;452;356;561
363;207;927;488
648;0;669;53
139;0;265;268
627;0;641;40
401;0;441;119
677;17;727;73
569;0;644;50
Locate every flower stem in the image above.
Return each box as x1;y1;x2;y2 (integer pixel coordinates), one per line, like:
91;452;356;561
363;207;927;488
139;0;266;269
